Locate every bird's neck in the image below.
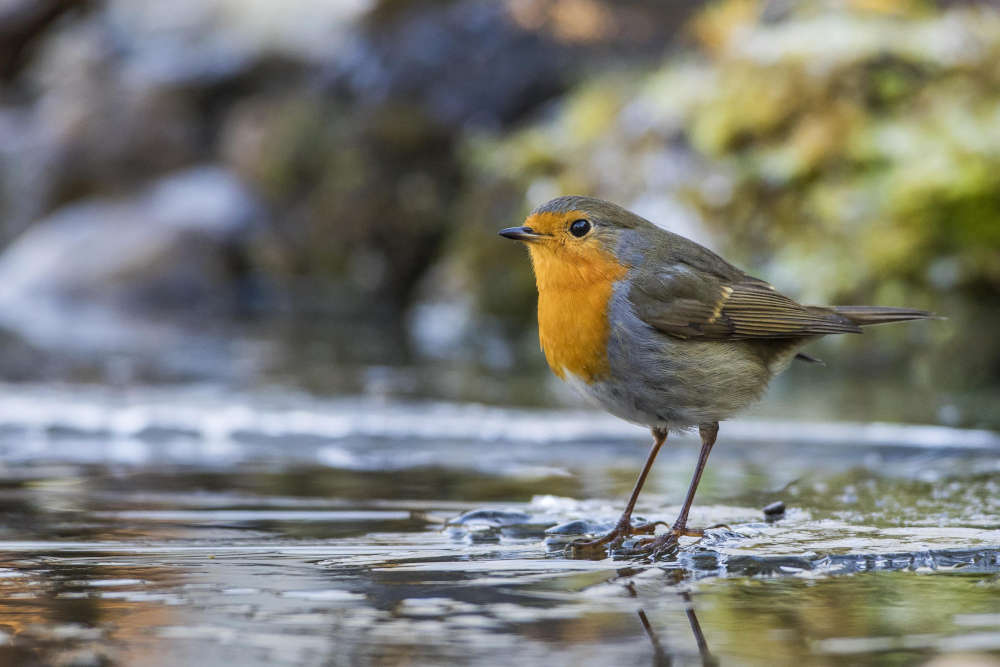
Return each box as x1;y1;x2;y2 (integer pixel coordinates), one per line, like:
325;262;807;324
528;246;627;383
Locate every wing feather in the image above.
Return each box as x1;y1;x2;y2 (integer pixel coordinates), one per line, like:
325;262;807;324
629;267;861;340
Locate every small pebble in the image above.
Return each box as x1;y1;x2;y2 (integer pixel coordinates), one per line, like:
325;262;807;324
763;501;786;521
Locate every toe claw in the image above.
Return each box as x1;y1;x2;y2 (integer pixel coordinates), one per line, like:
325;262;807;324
565;521;714;560
564;518;645;557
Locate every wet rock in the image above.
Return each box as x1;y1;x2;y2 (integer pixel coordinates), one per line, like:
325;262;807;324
447;507;558;541
763;500;787;522
0;166;260;352
448;509;533;526
545;518;611;536
0;0;365;238
0;0;707;374
545;517;653;553
340;1;572;128
341;1;701;128
450;522;502;543
102;0;368;70
2;15;204;237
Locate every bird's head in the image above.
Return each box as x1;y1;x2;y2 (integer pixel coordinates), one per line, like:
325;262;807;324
499;195;644;290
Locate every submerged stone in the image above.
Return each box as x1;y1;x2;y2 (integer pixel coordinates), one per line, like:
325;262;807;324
763;501;787;522
447;509;533;527
544;519;610;536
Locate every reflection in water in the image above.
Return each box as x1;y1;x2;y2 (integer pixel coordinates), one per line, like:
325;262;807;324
637;598;717;667
637;609;670;667
0;494;997;665
0;391;995;664
633;576;715;667
0;555;181;666
680;592;715;667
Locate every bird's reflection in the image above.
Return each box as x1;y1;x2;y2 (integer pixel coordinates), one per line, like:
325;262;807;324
635;592;716;667
637;608;670;667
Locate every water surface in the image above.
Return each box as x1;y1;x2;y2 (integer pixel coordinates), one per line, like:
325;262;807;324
0;386;997;666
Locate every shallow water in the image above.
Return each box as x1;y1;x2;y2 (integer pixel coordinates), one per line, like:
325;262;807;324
0;386;998;666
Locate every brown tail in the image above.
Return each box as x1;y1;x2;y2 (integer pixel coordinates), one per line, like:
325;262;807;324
831;305;935;326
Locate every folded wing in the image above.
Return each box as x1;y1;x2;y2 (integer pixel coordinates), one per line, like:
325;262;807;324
628;265;861;340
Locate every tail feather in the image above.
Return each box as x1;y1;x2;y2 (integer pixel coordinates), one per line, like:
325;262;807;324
831;305;934;326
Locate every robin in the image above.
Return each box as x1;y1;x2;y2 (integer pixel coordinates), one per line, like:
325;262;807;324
499;195;931;558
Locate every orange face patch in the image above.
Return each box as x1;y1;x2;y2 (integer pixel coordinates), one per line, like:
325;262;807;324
522;210;628;382
523;210;584;237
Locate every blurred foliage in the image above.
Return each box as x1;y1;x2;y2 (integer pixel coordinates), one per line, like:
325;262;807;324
469;0;1000;297
457;0;1000;401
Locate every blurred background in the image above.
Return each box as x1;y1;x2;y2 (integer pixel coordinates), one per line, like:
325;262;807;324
1;3;1000;665
0;0;997;427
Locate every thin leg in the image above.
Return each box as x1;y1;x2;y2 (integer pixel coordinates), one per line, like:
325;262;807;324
630;421;719;557
567;427;668;554
671;421;718;534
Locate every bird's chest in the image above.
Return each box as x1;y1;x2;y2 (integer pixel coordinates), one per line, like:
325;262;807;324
537;282;616;383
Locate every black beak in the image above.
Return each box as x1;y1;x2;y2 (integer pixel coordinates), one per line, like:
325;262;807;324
498;226;546;241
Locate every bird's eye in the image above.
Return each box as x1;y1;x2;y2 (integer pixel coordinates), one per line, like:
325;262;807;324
569;219;591;237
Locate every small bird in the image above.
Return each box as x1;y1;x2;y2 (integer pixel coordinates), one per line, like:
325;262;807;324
499;196;931;558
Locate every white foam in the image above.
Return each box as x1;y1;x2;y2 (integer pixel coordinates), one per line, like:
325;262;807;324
0;384;994;467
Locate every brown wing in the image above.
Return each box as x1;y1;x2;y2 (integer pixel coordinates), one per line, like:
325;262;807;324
629;265;861;340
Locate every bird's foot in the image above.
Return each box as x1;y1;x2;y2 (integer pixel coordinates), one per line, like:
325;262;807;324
565;515;658;558
616;524;725;560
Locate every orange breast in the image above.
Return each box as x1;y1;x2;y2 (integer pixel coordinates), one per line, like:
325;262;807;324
529;243;628;383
